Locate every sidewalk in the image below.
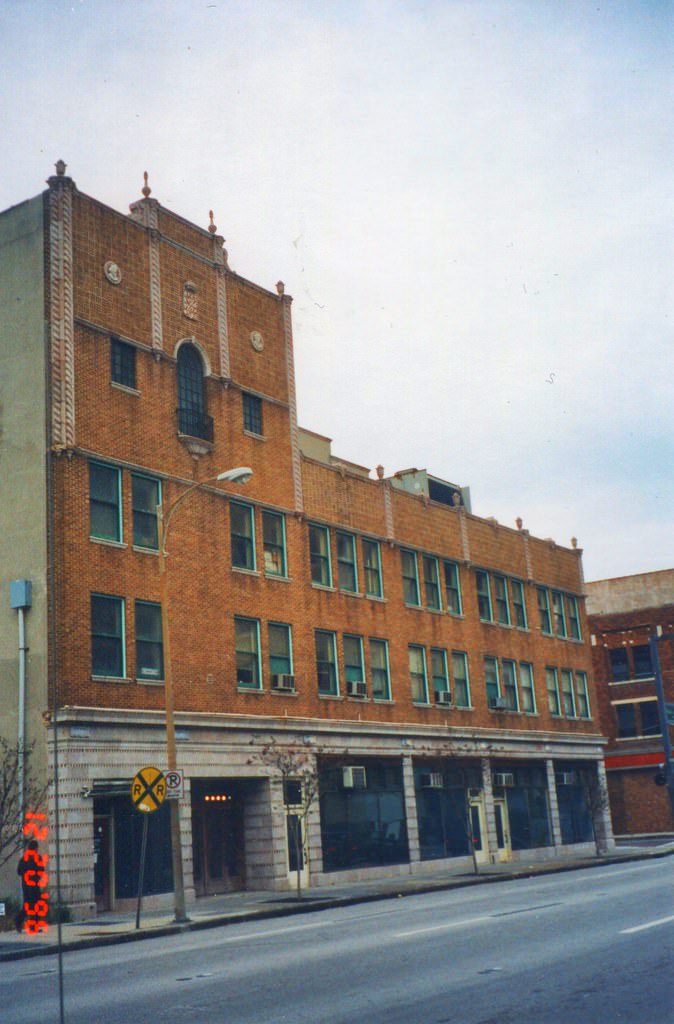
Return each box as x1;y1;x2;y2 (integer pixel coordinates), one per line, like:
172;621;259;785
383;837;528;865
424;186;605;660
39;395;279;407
2;839;672;962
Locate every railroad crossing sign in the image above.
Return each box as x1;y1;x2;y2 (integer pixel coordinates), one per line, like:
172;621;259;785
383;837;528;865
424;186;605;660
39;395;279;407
131;766;166;813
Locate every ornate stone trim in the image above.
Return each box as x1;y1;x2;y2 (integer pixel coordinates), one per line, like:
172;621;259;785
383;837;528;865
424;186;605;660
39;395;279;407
383;482;395;542
48;165;76;451
129;181;163;356
279;290;304;513
458;507;471;564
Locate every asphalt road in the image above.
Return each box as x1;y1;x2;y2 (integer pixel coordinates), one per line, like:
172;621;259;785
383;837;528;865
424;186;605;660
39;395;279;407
4;858;673;1024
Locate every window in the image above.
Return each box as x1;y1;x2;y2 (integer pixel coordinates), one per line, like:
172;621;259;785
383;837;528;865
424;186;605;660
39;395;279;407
235;617;261;689
316;630;338;695
135;601;163;681
91;594;125;678
443;561;462;615
431;648;449;699
616;703;637;738
401;550;420;606
640;700;660;735
362;539;383;598
369;639;391;701
552;591;567;638
423;556;442;610
309;524;332;587
574;671;590;719
177;343;211;440
476;571;492;622
262;510;286;576
344;635;365;685
502;659;519;711
242;392;263;435
609;648;629;682
484;656;500;706
546;667;561;716
510;580;527;629
269;622;292;676
493;575;510;626
231;502;256;570
111;337;136;389
132;474;160;549
409;645;428;703
519;662;536;713
537;587;552;635
336;532;358;593
566;595;581;640
560;669;576;717
90;462;122;542
452;651;471;708
633;645;653;679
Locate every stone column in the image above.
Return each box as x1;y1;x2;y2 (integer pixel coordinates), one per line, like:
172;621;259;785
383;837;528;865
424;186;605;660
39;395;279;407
546;759;563;847
402;753;420;865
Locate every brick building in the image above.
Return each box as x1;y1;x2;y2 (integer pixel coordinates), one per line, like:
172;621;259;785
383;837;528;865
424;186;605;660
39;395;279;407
587;570;674;836
0;164;612;918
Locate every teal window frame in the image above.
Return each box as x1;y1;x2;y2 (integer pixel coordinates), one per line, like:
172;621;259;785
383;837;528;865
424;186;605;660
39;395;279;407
476;570;492;622
431;647;449;697
336;531;358;593
362;538;383;598
135;600;164;681
493;574;510;625
546;666;561;716
344;634;365;684
268;622;292;676
231;501;256;571
316;629;339;695
369;638;391;701
552;590;567;638
409;644;429;704
566;595;581;640
484;655;500;706
91;593;125;679
423;555;442;610
132;473;161;550
235;616;262;689
510;579;527;629
452;651;471;708
574;671;590;719
501;658;519;711
242;391;263;435
401;549;420;606
262;510;287;577
443;560;462;615
90;461;122;542
560;668;576;717
309;524;332;587
519;662;536;713
537;587;552;635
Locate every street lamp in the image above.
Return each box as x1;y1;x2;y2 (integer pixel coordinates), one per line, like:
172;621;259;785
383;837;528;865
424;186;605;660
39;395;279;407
157;467;252;922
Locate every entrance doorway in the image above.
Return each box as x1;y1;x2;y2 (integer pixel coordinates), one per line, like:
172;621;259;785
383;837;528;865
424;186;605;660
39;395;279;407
467;793;490;866
493;796;512;861
191;780;245;895
93;815;112;911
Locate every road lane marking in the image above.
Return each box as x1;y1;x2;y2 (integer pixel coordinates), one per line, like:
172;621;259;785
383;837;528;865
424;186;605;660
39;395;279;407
396;915;492;937
620;915;674;935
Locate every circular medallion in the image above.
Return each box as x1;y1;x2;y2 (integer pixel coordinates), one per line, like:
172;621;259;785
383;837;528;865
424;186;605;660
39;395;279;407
250;330;264;352
104;261;122;285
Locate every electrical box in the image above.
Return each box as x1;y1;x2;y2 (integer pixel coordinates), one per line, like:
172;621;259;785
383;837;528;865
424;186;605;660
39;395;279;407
10;579;32;609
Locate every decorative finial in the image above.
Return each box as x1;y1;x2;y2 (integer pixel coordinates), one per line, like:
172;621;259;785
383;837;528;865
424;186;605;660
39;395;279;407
376;464;384;480
516;517;523;530
276;281;285;296
55;159;66;177
142;171;151;198
208;210;217;234
571;537;578;549
452;492;462;507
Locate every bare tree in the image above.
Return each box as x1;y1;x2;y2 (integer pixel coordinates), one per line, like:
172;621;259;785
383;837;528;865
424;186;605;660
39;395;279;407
249;739;320;900
0;738;49;869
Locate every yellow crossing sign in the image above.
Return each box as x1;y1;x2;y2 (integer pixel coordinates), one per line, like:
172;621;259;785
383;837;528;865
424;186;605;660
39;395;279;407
131;766;166;813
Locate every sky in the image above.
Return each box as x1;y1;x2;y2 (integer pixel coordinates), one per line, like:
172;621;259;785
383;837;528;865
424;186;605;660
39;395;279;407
1;0;671;582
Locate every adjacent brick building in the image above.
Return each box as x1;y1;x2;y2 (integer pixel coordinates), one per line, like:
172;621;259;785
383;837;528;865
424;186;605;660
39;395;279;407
0;164;612;918
587;569;674;836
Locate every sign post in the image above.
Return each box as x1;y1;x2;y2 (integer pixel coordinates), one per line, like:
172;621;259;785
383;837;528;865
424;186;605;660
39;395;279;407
131;767;166;929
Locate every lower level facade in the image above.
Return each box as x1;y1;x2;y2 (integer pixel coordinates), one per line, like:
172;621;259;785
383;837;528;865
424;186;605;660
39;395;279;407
51;708;611;917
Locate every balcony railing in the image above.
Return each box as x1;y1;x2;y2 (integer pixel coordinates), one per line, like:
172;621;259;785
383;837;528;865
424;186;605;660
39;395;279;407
176;407;214;442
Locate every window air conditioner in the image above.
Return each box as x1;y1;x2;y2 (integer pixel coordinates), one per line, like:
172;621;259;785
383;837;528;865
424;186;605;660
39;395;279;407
342;766;367;790
555;771;577;786
434;690;453;706
420;772;444;789
271;674;295;692
490;696;508;710
493;772;515;788
347;679;368;698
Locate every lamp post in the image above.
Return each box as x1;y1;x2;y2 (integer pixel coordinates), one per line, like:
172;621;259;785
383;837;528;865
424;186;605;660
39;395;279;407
157;467;252;923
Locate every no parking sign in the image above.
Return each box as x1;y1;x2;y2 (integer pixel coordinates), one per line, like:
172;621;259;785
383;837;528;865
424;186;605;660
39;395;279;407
165;769;184;800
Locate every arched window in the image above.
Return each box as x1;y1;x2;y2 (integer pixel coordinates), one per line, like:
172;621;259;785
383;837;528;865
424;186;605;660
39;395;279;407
176;344;212;440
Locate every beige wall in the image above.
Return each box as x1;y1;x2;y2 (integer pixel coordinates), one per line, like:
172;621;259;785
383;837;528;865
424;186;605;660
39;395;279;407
586;569;674;615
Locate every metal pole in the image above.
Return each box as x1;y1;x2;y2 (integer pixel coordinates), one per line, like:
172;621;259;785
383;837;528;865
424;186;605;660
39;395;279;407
135;814;150;930
649;635;674;817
